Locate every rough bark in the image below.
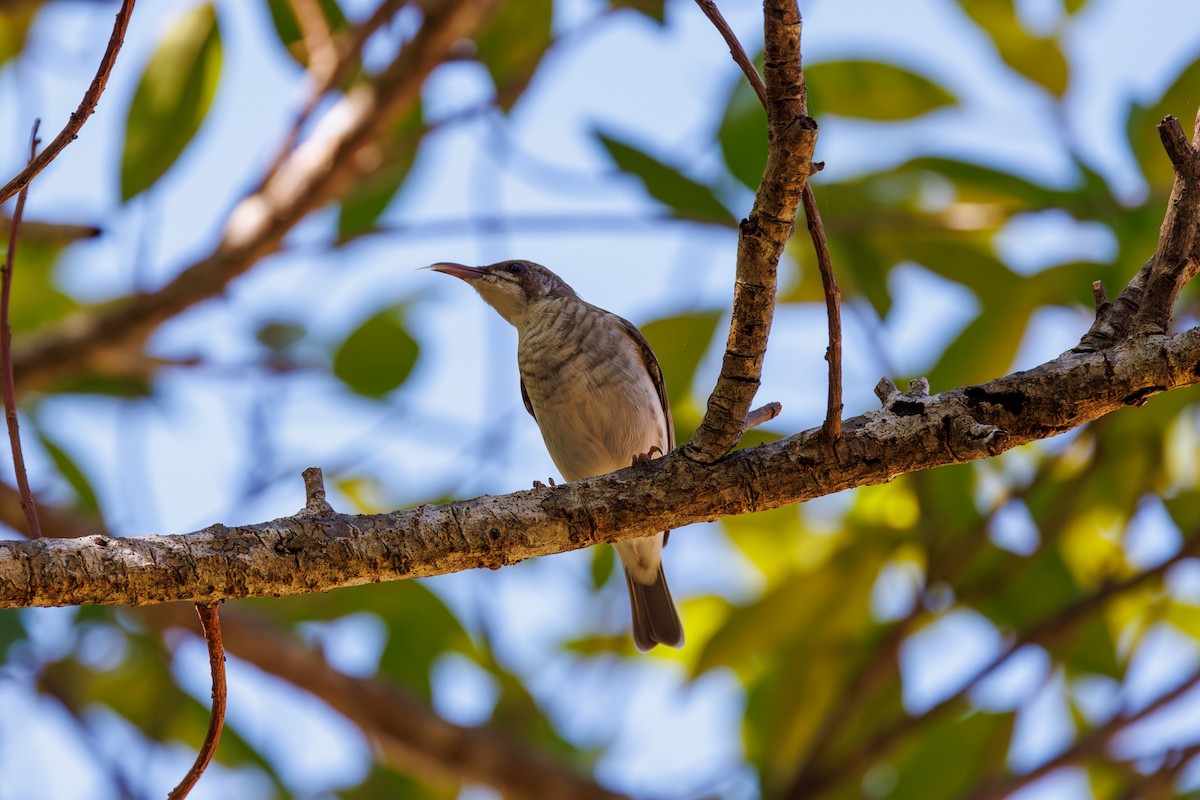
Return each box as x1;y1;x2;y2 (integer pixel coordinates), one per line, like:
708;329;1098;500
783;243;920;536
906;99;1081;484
3;328;1197;609
684;0;818;463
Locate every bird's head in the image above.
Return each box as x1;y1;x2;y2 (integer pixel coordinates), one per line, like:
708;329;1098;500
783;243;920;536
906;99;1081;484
426;259;577;327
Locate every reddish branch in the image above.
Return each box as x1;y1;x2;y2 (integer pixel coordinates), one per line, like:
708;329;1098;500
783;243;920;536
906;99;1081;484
0;0;136;205
166;602;226;800
1;121;42;539
684;0;818;463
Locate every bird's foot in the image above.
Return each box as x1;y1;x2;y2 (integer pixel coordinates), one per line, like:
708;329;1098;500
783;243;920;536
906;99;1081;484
533;477;557;489
631;446;664;467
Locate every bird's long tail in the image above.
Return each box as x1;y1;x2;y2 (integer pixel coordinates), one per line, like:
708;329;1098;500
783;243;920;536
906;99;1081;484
624;563;684;652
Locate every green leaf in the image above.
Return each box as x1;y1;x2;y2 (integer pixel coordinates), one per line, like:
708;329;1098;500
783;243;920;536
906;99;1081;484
596;131;737;226
1;240;77;334
637;309;722;412
0;4;36;66
928;303;1031;389
332;305;420;399
0;609;24;660
34;429;101;515
887;710;1015;800
337;102;424;242
718;78;767;190
806;60;956;120
475;0;553;111
590;544;615;590
610;0;666;23
120;3;222;201
960;0;1069;96
264;0;349;68
1127;55;1200;189
255;320;306;353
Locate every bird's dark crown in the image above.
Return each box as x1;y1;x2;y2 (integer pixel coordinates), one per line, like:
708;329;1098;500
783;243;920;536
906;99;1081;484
480;260;577;301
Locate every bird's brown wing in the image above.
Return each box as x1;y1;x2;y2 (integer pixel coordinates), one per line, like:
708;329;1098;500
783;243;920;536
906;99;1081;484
609;311;675;452
611;311;675;545
519;377;537;421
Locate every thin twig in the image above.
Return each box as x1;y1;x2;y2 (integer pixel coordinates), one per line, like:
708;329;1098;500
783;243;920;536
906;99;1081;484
684;0;817;463
741;401;782;434
695;0;843;439
166;602;226;800
803;183;842;438
1;121;42;540
693;0;767;106
0;0;136;205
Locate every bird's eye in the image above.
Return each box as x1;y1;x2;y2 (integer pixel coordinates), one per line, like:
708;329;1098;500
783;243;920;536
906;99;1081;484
506;262;525;275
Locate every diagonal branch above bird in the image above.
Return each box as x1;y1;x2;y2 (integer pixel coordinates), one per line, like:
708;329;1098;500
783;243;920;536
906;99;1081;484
427;260;685;651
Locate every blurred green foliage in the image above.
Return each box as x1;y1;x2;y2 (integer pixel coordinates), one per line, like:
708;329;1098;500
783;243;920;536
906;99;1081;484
2;0;1200;799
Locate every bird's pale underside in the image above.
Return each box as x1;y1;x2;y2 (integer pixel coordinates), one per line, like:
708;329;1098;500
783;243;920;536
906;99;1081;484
428;259;684;651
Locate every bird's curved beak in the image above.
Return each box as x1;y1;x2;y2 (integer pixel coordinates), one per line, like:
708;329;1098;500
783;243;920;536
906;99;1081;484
426;262;485;281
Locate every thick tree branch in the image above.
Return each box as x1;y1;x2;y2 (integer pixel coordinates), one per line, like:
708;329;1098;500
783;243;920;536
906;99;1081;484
0;0;135;205
1078;109;1200;349
10;0;494;393
3;327;1198;608
0;489;621;800
684;0;817;463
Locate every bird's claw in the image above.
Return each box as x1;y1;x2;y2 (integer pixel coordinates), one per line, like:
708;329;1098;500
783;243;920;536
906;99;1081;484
533;477;557;489
631;446;664;467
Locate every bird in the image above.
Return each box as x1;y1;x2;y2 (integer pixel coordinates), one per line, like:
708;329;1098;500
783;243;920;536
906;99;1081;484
428;259;684;651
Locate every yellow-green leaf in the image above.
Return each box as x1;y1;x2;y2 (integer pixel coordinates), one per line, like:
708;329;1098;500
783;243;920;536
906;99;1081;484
120;4;222;200
475;0;553;111
806;60;956;120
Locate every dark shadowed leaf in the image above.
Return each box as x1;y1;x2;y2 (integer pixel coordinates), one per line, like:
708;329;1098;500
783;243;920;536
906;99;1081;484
120;3;222;201
475;0;553;111
596;131;737;226
887;710;1015;799
611;0;666;23
255;320;306;353
960;0;1069;96
34;429;101;515
806;60;956;120
332;305;419;399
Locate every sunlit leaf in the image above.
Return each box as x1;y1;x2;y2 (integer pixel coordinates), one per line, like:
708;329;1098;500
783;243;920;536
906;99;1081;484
1127;54;1200;189
590;544;615;590
475;0;553;111
332;305;420;399
960;0;1069;96
120;3;222;200
596;131;737;226
806;60;956;120
0;4;36;66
